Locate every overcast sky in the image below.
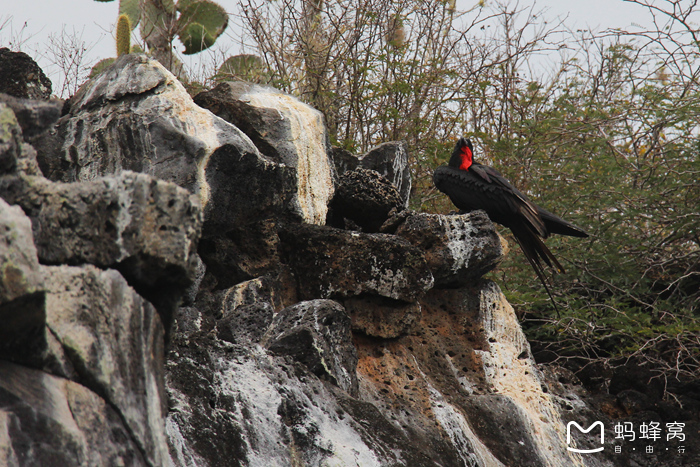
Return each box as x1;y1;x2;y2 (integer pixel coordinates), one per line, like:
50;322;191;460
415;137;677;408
0;0;671;98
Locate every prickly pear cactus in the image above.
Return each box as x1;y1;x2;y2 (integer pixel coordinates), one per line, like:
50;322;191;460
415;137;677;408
176;0;228;54
140;0;177;51
118;0;141;30
89;58;116;78
95;0;229;73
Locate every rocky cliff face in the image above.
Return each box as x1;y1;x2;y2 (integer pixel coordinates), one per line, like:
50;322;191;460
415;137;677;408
1;51;696;466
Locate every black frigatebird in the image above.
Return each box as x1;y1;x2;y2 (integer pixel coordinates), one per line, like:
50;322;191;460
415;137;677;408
433;137;588;307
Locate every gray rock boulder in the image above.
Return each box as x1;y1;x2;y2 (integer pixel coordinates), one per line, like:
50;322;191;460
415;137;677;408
166;266;586;467
0;172;200;273
200;144;298;233
263;299;359;396
0;256;168;465
0;103;41;175
359;141;412;207
328;167;404;232
197;218;282;290
194;81;334;225
36;54;297;235
352;281;585;467
165;337;452;467
43;264;168;467
463;394;542;465
202;273;295;319
0;48;52;99
330;141;412;208
0;360;147;466
0;171;202;328
278;223;434;302
328;146;358;176
216;302;274;345
0;93;64;138
344;295;421;339
0;198;45;361
0;199;64;375
395;211;503;287
0;103;22;174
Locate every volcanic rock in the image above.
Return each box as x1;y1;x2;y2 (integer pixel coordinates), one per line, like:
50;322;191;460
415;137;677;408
328;167;404;232
194;80;334;225
0;171;202;328
278;222;434;302
395;211;503;287
0;93;63;138
0;48;52;99
0;197;45;362
0;360;146;466
0;103;41;175
263;299;358;396
329;141;412;208
36;54;297;235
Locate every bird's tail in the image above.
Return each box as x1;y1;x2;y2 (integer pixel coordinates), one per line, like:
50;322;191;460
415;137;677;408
538;207;589;238
511;225;565;315
512;224;566;274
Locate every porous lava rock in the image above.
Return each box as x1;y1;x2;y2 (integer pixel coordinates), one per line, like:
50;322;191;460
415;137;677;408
0;93;63;138
0;171;202;329
359;141;412;207
343;295;422;339
43;264;168;466
278;222;434;302
395;211;503;287
328;166;404;232
0;360;147;466
329;141;412;208
0;197;45;362
263;299;359;396
0;103;41;175
35;54;297;236
0;48;52;99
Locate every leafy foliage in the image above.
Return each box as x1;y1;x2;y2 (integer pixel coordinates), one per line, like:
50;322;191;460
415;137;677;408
89;57;117;79
474;9;700;380
496;67;700;379
118;0;142;29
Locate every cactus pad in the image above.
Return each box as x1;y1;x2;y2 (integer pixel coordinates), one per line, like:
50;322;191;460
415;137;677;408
176;0;228;54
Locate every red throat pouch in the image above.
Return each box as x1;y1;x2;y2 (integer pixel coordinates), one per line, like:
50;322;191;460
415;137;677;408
459;147;473;171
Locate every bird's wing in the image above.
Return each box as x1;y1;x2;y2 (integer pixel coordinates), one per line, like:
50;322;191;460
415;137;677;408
434;165;547;238
473;164;588;238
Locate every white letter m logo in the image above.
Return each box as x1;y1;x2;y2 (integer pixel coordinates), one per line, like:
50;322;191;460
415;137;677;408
567;421;604;453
